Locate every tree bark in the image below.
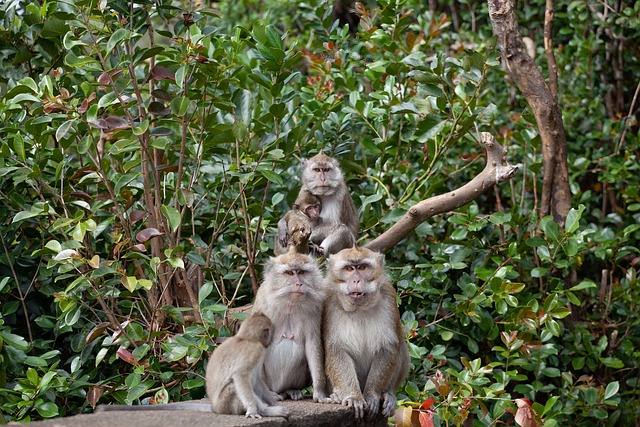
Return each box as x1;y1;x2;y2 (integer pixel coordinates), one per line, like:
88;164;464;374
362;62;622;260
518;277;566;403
487;0;571;224
365;133;518;253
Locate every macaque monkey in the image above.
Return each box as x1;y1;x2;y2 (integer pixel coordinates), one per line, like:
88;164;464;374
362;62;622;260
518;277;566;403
279;152;358;257
252;249;329;402
96;313;289;419
275;190;322;255
205;312;289;418
323;246;410;419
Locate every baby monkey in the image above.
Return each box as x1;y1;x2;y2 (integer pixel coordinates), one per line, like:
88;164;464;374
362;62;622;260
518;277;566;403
96;313;288;419
275;190;323;256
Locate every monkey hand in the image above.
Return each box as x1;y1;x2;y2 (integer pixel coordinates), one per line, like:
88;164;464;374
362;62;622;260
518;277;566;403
245;411;262;419
309;242;324;257
381;391;397;417
283;389;304;401
364;392;381;417
340;395;366;419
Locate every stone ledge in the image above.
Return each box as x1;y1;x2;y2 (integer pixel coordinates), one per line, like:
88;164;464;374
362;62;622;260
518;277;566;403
19;399;387;427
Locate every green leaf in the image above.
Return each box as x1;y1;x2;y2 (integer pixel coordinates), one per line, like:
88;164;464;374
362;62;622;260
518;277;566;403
56;119;76;141
569;280;596;291
13;133;26;162
550;307;571;319
35;402;59;418
161;205;181;233
564;204;585;233
170;96;190;117
600;357;624;369
198;282;213;304
604;381;619;400
127;382;151;403
390;102;420;114
123;276;137;292
107;28;128;56
540;216;560;242
260;169;284;185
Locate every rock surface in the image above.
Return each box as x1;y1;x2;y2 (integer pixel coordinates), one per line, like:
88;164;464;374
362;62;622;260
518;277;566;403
20;399;387;427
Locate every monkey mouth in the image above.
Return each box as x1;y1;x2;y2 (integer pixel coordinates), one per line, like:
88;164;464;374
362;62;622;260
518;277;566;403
348;292;366;304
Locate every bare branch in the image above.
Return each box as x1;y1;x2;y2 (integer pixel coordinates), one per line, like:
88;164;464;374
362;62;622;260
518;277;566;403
365;133;518;253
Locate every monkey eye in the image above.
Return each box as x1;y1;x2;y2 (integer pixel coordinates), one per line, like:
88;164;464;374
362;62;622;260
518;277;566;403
344;265;354;272
286;271;295;275
357;264;367;271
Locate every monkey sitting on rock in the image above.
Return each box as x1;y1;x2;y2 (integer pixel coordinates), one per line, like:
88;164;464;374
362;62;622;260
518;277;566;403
323;246;410;419
252;248;330;402
96;313;289;419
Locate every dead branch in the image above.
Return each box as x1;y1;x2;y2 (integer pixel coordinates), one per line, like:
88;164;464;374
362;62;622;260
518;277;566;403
365;133;518;253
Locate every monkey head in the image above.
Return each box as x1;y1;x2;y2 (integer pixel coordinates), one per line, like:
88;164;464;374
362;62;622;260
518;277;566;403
292;191;321;222
326;246;386;311
302;152;345;197
263;249;324;301
238;312;274;347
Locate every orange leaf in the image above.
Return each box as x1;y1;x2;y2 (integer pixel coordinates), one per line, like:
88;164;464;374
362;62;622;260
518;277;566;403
418;411;435;427
394;406;412;427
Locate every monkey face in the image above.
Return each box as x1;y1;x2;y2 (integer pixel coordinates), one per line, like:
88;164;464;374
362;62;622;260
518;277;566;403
328;247;384;311
302;156;343;197
264;251;324;301
304;203;321;222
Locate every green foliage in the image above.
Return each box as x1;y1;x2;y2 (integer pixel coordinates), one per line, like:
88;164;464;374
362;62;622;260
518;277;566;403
1;0;639;425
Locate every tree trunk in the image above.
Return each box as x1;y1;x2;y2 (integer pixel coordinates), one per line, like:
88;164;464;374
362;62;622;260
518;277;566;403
487;0;571;225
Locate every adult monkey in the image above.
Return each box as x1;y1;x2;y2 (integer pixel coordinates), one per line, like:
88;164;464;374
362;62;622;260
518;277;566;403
323;246;410;419
96;313;288;419
278;152;358;257
252;249;329;402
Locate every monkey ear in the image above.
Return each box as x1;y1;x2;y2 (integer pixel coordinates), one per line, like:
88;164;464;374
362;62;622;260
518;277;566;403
264;257;277;275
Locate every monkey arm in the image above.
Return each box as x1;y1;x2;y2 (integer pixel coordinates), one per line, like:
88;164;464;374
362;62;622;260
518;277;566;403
325;345;365;418
361;345;398;417
304;333;329;402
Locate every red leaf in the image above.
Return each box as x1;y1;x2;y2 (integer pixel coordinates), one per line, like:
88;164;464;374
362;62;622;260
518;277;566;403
514;398;539;427
78;98;89;114
420;397;435;410
129;209;148;223
136;227;164;243
86;386;105;409
116;347;139;366
151;66;176;81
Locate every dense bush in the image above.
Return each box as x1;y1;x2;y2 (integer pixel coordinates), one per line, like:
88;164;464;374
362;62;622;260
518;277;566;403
1;0;638;425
